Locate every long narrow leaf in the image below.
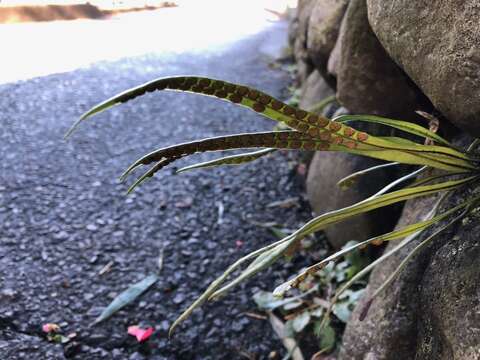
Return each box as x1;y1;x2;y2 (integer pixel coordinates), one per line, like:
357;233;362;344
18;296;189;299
206;176;476;301
370;166;427;198
337;162;400;190
208;239;295;300
169;234;296;335
334;114;452;147
91;274;158;326
121;131;334;192
66;76;334;138
297;176;476;237
273;196;476;296
343;143;474;172
316;194;478;327
176;148;276;174
407;172;462;188
65;76;464;165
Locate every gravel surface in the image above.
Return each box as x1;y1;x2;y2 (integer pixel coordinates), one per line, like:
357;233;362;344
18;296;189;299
0;21;313;359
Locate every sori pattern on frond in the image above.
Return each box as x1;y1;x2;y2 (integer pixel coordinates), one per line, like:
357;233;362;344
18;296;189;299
67;75;480;336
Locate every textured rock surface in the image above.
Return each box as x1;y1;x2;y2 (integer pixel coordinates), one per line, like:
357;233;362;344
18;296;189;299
306;151;400;249
340;165;480;359
367;0;480;135
299;70;335;111
290;0;316;82
417;217;480;360
336;0;425;119
306;0;348;85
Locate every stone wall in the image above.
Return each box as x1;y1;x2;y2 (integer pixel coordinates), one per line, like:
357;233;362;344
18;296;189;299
340;157;480;360
291;0;479;134
290;1;480;358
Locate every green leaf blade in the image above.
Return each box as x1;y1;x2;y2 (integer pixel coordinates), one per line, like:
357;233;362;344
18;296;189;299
334;114;453;147
91;274;158;326
176;148;276;174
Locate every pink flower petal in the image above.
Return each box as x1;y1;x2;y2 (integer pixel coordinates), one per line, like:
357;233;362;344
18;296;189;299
127;325;140;336
127;325;154;342
137;327;154;342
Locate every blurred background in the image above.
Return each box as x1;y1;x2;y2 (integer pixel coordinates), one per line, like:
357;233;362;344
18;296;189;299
0;0;296;83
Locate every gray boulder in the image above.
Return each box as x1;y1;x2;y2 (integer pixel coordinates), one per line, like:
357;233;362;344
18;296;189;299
367;0;480;136
336;0;425;119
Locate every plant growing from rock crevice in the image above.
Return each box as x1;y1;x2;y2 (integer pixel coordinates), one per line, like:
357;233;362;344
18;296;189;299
67;75;480;338
253;239;371;354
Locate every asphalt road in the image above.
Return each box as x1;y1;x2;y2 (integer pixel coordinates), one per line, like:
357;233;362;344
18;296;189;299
0;18;312;360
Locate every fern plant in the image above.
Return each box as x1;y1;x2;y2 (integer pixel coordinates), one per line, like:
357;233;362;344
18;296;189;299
66;75;480;336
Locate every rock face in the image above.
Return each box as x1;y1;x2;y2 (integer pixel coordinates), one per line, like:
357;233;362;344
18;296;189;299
336;0;425;119
367;0;480;135
417;220;480;359
340;171;480;359
306;151;400;249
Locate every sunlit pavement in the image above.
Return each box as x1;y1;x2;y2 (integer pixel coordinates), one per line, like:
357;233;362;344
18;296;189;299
0;0;295;84
0;1;313;358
